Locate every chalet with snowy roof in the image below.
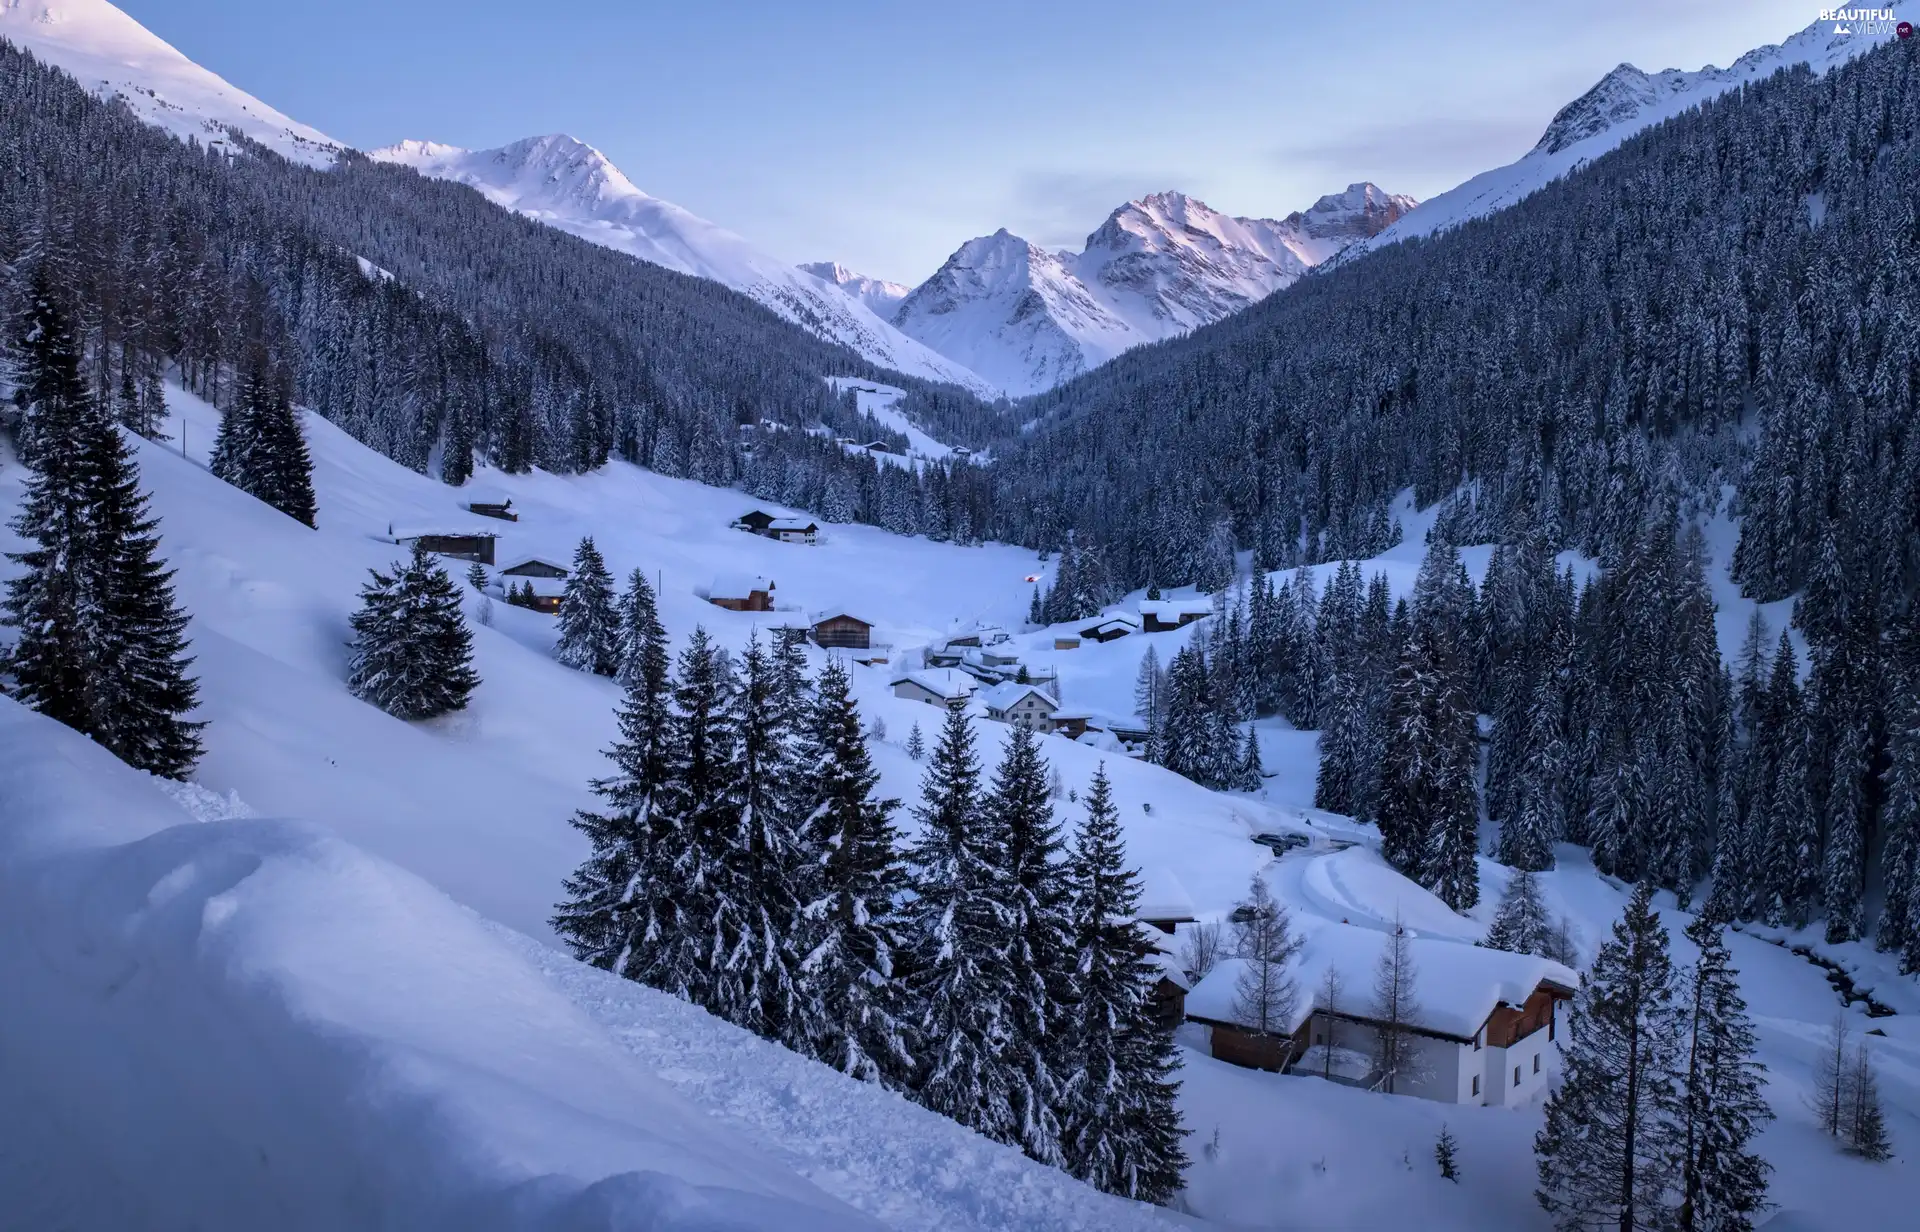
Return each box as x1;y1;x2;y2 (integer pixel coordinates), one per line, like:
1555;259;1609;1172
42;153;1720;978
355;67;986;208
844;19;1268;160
1137;923;1190;1028
810;609;874;650
892;669;977;710
466;496;517;522
1136;868;1198;935
731;510;778;535
766;517;819;545
1184;922;1575;1106
708;574;776;612
1139;597;1214;633
1079;613;1139;643
979;682;1058;732
498;556;569;581
387;525;497;565
1049;709;1094;739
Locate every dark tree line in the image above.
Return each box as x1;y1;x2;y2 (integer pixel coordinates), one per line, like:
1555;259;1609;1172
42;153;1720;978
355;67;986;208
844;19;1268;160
554;609;1186;1203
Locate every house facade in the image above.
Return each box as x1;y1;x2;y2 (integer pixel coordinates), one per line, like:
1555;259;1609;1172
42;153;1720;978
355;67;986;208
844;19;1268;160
708;574;776;612
1139;597;1213;633
810;610;873;650
979;682;1058;732
891;670;977;710
499;556;569;581
388;527;497;565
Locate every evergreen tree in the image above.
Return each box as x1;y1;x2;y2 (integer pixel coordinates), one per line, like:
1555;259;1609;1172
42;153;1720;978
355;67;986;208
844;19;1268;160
616;568;669;690
987;724;1074;1167
1134;644;1167;758
1059;766;1187;1204
465;561;488;591
903;705;1017;1143
1877;687;1920;968
1235;723;1265;792
4;275;204;776
906;720;925;761
1230;875;1303;1038
1485;869;1551;957
1842;1044;1892;1162
1677;909;1773;1232
794;657;912;1084
346;543;480;720
555;536;620;675
210;346;316;527
1759;637;1819;929
1435;1125;1460;1182
1536;883;1683;1232
1378;620;1480;909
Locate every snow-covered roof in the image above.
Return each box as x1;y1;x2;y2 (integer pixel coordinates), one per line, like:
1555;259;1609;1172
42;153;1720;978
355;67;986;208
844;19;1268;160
1136;867;1197;923
387;526;498;542
810;608;872;627
1085;611;1140;630
978;682;1056;713
710;574;774;600
1139;597;1214;619
1184;922;1576;1041
767;517;818;531
497;556;569;576
1049;708;1092;721
895;669;977;700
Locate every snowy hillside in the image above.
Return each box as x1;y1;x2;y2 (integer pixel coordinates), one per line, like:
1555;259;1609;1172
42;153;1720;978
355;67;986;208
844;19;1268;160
889;186;1412;396
1347;8;1907;257
368;137;997;398
0;0;340;166
799;261;912;321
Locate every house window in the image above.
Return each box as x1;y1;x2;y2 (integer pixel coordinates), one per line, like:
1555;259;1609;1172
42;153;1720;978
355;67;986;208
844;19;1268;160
1473;1033;1481;1051
1534;1054;1541;1075
1472;1076;1480;1097
1549;1014;1556;1041
1514;1066;1522;1086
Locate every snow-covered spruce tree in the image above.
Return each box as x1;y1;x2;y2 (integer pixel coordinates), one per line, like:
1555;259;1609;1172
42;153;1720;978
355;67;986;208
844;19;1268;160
555;536;620;676
1877;681;1920;969
631;627;747;1006
707;634;812;1041
1235;723;1264;792
465;561;488;592
1059;765;1187;1203
1759;636;1819;929
1435;1125;1460;1182
1536;883;1683;1232
4;278;205;778
1497;641;1569;872
1485;869;1551;958
1230;874;1302;1039
1378;616;1480;909
1370;914;1422;1095
793;656;912;1085
906;721;925;761
1676;909;1773;1232
985;724;1074;1168
211;346;317;528
346;543;479;720
616;568;669;691
903;704;1017;1144
1314;663;1371;817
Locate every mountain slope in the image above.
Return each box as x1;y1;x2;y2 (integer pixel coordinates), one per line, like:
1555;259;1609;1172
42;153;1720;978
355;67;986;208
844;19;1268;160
890;185;1412;396
369;137;997;397
798;261;911;321
1347;9;1907;257
0;0;340;166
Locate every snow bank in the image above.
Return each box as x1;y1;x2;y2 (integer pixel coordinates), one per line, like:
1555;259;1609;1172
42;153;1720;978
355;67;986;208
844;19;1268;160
0;698;874;1230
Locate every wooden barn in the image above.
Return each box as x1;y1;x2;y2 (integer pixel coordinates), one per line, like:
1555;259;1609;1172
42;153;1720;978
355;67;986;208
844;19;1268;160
467;498;518;522
1079;614;1138;643
708;574;776;612
499;556;569;581
730;510;778;535
810;610;874;650
1139;597;1214;633
388;526;497;565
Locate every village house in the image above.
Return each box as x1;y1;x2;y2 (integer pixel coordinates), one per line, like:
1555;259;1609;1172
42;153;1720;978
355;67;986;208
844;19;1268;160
810;609;874;650
1137;868;1199;936
979;682;1058;733
1079;613;1139;643
729;511;820;544
1183;922;1575;1106
1050;709;1094;739
496;556;570;613
891;669;977;711
1053;636;1081;651
1139;597;1214;633
707;574;776;612
731;509;778;535
387;526;498;565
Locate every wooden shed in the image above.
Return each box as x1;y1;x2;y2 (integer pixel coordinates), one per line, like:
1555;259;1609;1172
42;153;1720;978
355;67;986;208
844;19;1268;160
499;556;570;581
708;574;776;612
389;526;497;565
810;610;873;650
467;499;518;522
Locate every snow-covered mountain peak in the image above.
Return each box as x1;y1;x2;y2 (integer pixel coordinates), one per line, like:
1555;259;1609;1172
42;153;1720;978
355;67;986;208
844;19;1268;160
0;0;341;166
795;262;912;321
372;134;996;396
1352;7;1908;257
890;184;1413;395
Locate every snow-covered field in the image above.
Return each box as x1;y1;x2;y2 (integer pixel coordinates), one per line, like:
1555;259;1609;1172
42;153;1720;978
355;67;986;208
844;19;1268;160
2;382;1914;1226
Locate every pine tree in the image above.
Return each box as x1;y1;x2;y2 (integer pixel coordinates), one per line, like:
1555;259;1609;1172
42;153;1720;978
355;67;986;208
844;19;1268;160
1485;870;1551;957
1536;883;1683;1232
1377;622;1479;894
1760;637;1818;929
1877;688;1920;966
616;569;668;690
1842;1044;1892;1162
1230;874;1303;1038
1676;909;1773;1232
1435;1125;1460;1182
346;543;480;720
1235;723;1265;791
465;561;488;591
987;724;1074;1167
7;277;205;777
794;657;912;1084
906;721;925;761
903;705;1017;1143
555;536;620;675
1370;915;1421;1094
1059;766;1187;1203
211;347;315;527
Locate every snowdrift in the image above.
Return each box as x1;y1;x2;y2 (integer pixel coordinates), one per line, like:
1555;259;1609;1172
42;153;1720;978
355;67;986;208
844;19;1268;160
0;698;874;1231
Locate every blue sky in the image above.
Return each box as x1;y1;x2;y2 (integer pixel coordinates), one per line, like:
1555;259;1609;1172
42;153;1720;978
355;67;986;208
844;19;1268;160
120;0;1823;284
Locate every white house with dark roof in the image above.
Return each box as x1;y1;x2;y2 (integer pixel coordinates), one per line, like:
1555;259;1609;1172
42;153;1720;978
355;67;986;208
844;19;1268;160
978;682;1058;732
1139;597;1215;632
891;669;978;710
1183;919;1576;1106
765;516;819;544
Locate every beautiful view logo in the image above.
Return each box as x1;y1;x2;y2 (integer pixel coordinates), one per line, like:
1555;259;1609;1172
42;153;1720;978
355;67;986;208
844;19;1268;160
1820;7;1904;34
